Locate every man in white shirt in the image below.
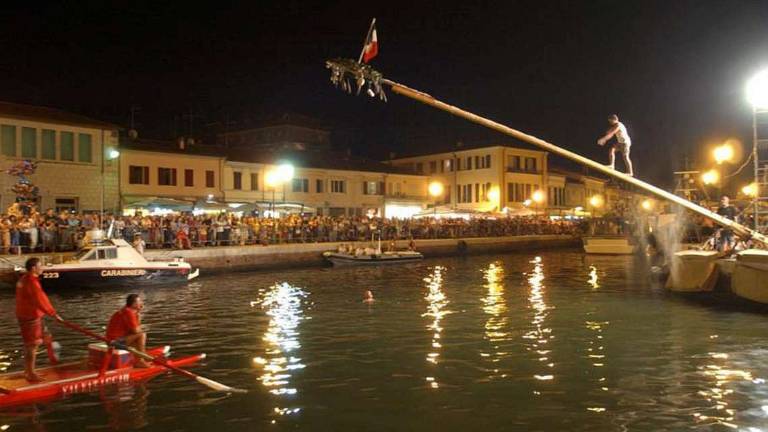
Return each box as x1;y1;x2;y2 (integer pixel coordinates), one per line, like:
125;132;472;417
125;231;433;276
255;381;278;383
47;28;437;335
597;114;634;176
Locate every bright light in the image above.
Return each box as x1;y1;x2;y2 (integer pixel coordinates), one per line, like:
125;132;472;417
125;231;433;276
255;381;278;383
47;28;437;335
701;169;720;185
574;206;583;212
277;164;295;182
265;171;279;188
228;203;245;209
531;190;545;204
428;181;444;198
589;195;604;208
385;204;422;219
523;199;532;207
107;149;120;159
747;69;768;109
742;182;758;197
713;143;734;164
488;187;500;202
641;199;654;211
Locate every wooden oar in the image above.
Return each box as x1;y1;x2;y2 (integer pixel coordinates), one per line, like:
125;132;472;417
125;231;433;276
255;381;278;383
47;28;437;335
57;318;246;393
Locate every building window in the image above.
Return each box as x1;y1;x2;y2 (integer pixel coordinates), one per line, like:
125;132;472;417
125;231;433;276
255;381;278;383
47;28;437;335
331;180;346;193
429;161;437;174
60;132;74;161
128;166;149;185
525;157;537;172
158;167;177;186
184;169;194;187
466;156;472;170
440;160;445;173
508;155;520;171
1;125;15;156
205;170;215;188
292;178;309;192
78;133;92;162
415;162;423;174
363;181;383;195
316;179;324;193
233;171;242;190
42;129;56;160
446;159;454;172
475;156;480;169
444;185;451;204
54;197;78;213
475;183;480;203
251;173;259;191
485;154;491;169
21;127;36;158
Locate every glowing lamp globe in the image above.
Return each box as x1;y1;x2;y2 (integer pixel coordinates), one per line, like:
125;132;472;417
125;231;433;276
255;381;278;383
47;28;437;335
747;69;768;110
428;181;444;197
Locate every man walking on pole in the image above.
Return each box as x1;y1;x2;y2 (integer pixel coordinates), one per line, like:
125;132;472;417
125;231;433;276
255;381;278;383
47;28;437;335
597;114;634;176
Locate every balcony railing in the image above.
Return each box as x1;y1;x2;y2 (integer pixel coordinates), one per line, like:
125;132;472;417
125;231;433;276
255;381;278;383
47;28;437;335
506;166;540;174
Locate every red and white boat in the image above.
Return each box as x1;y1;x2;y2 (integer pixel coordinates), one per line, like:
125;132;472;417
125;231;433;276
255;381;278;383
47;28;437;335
0;343;205;407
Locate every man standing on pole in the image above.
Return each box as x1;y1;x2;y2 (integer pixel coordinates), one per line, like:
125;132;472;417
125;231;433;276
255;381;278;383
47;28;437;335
597;114;634;176
16;257;61;382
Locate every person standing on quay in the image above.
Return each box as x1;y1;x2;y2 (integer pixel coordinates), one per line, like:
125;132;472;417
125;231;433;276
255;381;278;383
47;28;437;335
16;257;62;382
597;114;634;176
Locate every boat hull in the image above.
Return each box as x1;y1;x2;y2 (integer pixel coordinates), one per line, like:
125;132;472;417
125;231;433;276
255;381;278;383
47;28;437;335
0;347;204;407
666;250;720;292
582;237;636;255
39;267;196;289
323;252;424;266
731;249;768;304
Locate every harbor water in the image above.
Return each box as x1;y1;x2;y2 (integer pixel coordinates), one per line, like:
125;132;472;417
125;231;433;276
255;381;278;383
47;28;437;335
3;250;768;431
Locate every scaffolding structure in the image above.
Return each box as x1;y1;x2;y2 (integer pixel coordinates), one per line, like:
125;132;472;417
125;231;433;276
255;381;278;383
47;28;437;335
754;108;768;232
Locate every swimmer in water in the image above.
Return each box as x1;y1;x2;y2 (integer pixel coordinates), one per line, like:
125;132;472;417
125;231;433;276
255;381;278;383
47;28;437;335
363;290;374;303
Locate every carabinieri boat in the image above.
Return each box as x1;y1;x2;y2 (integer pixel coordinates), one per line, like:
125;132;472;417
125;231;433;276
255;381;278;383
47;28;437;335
18;234;200;289
0;344;204;407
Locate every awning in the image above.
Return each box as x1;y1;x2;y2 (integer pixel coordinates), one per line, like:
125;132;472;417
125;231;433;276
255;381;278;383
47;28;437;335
123;197;194;211
252;201;316;213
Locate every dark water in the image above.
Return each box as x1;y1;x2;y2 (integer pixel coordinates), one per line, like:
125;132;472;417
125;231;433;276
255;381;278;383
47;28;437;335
3;251;768;431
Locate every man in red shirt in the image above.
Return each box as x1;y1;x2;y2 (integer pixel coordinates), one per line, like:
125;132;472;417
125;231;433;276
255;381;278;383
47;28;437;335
106;294;150;368
16;257;62;382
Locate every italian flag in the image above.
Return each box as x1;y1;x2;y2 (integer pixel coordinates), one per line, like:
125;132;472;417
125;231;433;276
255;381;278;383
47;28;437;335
362;27;378;63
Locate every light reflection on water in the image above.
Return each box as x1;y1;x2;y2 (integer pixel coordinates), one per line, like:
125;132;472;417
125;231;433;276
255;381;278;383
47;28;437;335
481;261;509;380
250;282;308;420
423;266;451;389
523;256;555;385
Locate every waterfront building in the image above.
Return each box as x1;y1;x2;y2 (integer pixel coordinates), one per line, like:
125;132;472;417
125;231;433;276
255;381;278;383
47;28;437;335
119;138;224;213
388;145;549;213
0;101;120;213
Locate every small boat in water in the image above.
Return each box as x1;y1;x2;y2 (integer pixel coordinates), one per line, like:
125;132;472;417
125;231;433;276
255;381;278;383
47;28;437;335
17;230;199;289
0;344;204;407
731;249;768;304
323;233;424;266
665;249;720;292
582;236;637;255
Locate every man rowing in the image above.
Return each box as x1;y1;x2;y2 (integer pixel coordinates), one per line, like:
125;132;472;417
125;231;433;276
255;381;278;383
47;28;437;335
16;257;62;382
597;114;634;176
106;294;150;368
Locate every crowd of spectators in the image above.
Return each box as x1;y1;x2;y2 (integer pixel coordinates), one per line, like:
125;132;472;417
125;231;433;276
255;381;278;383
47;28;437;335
0;208;581;254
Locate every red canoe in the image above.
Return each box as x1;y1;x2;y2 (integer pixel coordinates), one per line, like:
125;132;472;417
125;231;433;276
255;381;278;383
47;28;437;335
0;345;205;407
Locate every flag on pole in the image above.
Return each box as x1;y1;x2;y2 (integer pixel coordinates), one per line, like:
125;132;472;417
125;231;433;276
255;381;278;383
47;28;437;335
362;24;378;63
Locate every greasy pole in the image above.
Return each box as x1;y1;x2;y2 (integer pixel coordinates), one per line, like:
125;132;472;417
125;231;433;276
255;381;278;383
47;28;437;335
384;79;768;247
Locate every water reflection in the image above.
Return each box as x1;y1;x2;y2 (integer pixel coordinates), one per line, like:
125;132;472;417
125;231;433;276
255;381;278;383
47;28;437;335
584;319;610;412
251;282;308;419
588;265;599;289
694;351;759;429
481;262;509;380
523;257;554;386
422;266;451;389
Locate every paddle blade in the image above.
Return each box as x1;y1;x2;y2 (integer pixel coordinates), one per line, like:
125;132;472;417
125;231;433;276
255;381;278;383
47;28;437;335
195;376;248;394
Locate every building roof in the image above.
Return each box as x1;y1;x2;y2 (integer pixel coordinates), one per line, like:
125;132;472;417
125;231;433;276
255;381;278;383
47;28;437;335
391;143;544;160
0;101;119;129
227;149;418;175
119;137;225;157
225;112;330;135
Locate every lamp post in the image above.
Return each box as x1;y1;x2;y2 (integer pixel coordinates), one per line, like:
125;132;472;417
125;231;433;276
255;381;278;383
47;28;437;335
588;194;604;218
264;163;294;218
428;181;444;218
747;68;768;230
100;139;120;229
531;190;544;216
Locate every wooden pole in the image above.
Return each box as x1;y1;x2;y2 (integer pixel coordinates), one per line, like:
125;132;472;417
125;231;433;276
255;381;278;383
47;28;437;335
383;79;768;247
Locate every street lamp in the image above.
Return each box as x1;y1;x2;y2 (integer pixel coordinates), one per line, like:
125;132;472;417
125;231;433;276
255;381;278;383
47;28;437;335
265;163;294;218
713;143;734;165
101;146;120;227
746;68;768;230
487;187;500;212
588;194;604;217
428;181;444;217
742;182;757;198
701;169;719;186
641;199;655;212
531;190;544;216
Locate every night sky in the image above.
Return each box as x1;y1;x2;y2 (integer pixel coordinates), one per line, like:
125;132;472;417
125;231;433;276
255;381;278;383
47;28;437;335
2;1;767;187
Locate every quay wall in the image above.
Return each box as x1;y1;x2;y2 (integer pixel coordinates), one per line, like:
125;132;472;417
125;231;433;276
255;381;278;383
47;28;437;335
0;235;579;279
